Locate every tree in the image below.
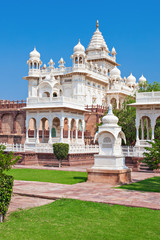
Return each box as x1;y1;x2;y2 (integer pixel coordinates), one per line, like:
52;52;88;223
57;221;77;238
139;81;160;92
0;145;20;222
53;143;69;167
143;139;160;170
113;96;136;145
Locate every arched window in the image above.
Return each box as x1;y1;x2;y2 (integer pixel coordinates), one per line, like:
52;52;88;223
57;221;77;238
79;57;83;64
42;92;50;97
53;92;57;97
75;57;78;64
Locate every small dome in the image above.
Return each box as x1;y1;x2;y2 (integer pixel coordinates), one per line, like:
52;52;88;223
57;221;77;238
111;47;117;56
73;40;85;53
29;47;40;59
102;104;118;125
127;73;136;83
110;66;121;77
139;74;147;83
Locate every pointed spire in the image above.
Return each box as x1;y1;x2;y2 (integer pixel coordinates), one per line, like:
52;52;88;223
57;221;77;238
96;20;99;29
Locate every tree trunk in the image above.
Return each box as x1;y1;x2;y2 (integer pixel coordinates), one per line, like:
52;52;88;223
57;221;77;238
59;159;62;168
0;214;3;222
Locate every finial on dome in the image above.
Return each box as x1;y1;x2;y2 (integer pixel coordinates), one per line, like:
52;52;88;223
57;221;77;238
79;39;80;43
108;104;113;115
96;20;99;29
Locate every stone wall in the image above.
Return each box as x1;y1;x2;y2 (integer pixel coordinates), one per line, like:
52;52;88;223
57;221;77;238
0;100;26;144
13;151;142;169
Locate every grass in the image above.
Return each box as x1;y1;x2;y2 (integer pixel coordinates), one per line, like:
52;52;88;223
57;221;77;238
5;168;87;185
119;176;160;192
0;199;160;240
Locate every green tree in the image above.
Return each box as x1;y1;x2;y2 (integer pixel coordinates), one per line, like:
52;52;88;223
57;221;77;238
143;139;160;170
139;81;160;92
53;143;69;167
113;96;136;145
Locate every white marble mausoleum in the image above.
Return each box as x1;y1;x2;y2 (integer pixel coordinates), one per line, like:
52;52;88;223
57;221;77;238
23;21;146;147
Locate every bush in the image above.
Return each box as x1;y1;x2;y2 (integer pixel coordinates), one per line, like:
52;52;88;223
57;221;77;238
143;139;160;170
0;174;14;221
0;144;20;222
53;143;69;167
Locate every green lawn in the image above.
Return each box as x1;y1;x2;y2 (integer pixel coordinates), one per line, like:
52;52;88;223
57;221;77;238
5;169;87;185
119;176;160;192
1;199;160;240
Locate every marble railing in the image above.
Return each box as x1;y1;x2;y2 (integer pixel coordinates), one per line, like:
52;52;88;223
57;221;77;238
136;91;160;103
27;96;85;107
28;64;109;78
1;142;145;157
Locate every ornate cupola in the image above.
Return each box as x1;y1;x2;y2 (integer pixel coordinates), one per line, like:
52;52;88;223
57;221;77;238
139;74;147;84
58;57;65;68
111;47;117;60
27;47;42;76
71;39;86;67
48;59;55;72
126;73;136;88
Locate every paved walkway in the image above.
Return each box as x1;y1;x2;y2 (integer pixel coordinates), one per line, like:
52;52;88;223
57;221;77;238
9;195;53;212
10;171;160;212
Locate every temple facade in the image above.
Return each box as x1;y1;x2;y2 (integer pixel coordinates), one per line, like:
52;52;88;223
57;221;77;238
22;21;145;147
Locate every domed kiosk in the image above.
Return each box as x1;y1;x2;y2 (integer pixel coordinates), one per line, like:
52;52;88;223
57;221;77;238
87;104;131;184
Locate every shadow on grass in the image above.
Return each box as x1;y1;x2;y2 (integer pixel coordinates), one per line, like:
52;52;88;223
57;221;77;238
73;177;87;182
119;176;160;192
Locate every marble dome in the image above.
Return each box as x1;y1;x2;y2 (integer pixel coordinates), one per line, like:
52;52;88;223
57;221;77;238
102;104;118;125
29;47;40;59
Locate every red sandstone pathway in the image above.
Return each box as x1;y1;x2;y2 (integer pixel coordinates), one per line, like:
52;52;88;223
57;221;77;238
9;195;53;212
12;171;160;211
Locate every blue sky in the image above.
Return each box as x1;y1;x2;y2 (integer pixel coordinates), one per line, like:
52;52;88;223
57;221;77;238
0;0;160;100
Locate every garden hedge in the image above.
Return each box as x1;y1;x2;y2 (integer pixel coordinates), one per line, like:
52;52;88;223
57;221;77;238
0;174;14;219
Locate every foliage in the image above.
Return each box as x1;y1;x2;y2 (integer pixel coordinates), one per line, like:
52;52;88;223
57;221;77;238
0;145;20;175
0;144;20;222
0;174;14;220
142;139;160;170
113;96;136;145
154;118;160;140
138;81;160;92
1;199;160;240
6;168;87;185
119;176;160;192
53;143;69;167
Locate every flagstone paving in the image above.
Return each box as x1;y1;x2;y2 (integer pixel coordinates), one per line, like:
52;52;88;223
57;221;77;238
8;195;53;213
10;171;160;212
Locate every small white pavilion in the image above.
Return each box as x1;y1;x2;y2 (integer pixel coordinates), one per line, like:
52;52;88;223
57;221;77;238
130;88;160;147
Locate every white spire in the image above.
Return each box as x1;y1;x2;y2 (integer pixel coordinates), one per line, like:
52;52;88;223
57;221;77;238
86;21;109;52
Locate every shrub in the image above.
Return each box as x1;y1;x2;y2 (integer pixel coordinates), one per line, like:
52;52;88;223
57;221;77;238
0;144;20;222
0;174;14;222
143;139;160;170
53;143;69;167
